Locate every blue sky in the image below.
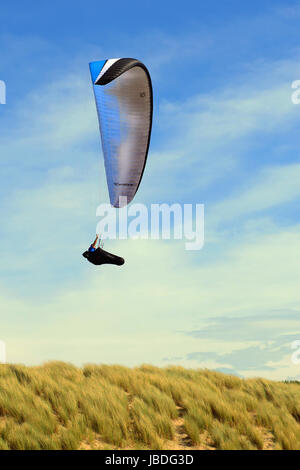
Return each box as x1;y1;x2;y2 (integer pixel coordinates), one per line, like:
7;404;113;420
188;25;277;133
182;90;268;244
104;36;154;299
1;0;300;379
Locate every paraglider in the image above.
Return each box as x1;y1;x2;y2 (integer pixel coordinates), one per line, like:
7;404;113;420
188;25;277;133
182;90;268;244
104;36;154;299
83;58;153;266
82;234;125;266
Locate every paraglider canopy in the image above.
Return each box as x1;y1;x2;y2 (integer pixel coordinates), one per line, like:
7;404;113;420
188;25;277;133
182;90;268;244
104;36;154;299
89;58;153;208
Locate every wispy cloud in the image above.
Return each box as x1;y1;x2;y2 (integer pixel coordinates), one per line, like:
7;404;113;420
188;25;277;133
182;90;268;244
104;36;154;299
210;161;300;226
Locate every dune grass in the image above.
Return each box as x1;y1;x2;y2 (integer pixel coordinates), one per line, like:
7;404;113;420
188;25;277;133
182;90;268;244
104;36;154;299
0;362;299;450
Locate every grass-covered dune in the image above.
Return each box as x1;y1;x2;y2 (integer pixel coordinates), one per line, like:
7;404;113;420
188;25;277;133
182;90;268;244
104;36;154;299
0;361;299;450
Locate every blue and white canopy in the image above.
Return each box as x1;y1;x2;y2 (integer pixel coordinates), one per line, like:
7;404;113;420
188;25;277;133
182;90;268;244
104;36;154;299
89;58;153;208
